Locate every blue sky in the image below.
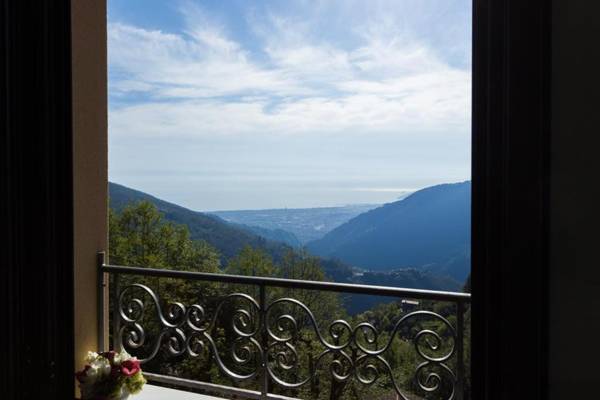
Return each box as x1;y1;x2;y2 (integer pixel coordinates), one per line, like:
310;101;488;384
108;0;471;211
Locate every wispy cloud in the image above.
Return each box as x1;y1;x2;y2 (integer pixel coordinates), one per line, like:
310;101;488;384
108;23;305;100
108;1;470;138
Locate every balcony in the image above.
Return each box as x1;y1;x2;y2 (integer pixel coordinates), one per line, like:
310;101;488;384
100;259;470;400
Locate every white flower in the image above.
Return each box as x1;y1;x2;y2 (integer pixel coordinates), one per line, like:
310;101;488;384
84;351;98;364
89;357;111;380
114;349;132;365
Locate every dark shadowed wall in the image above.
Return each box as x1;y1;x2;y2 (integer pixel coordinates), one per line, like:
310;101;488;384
550;1;600;397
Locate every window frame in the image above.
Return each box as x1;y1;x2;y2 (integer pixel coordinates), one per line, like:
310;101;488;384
472;1;550;399
2;0;552;399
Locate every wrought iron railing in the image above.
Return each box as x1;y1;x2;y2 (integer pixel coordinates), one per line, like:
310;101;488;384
98;253;470;400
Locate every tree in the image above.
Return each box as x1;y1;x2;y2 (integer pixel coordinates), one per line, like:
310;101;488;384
109;201;224;383
225;245;275;276
109;201;220;272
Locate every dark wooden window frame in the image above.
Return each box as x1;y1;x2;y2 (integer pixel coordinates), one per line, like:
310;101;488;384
2;1;74;399
472;1;550;399
2;0;551;399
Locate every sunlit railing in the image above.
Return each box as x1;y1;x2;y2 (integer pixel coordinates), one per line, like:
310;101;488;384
98;253;470;400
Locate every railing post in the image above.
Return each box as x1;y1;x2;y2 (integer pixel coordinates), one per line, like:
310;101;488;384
97;252;106;351
259;283;268;400
112;272;121;351
456;301;465;400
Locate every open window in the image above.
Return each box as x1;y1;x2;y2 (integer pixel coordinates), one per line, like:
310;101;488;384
2;1;556;400
102;2;473;399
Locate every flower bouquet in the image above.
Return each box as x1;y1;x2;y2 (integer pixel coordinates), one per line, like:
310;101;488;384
76;350;146;400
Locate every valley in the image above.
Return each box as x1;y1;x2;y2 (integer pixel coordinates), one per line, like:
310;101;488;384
109;181;470;309
211;204;379;244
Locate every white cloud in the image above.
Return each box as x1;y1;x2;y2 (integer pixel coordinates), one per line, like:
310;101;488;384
108;23;306;99
108;2;470;139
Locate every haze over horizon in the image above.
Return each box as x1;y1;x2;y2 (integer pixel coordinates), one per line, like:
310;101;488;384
108;0;471;211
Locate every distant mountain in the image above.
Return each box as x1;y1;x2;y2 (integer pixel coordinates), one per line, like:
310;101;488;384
109;182;293;262
211;204;378;244
307;182;471;282
225;222;302;248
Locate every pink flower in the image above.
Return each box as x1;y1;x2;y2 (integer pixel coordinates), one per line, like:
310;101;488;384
120;359;141;376
75;365;91;383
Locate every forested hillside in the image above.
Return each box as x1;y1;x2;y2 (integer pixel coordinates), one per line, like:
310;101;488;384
109;182;293;263
308;182;471;281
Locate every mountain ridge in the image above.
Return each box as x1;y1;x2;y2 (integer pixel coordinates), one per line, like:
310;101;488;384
308;181;471;281
109;182;293;263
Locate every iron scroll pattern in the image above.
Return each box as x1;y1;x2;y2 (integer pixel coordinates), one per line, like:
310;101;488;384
117;283;458;399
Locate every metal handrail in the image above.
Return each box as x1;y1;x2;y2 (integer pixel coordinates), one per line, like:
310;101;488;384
100;263;471;303
98;253;469;400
